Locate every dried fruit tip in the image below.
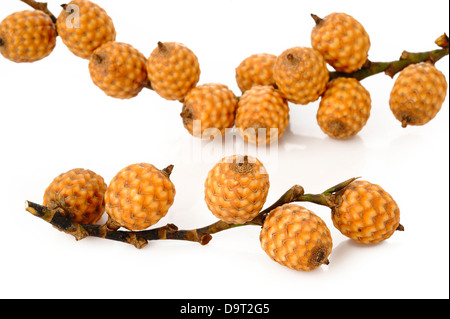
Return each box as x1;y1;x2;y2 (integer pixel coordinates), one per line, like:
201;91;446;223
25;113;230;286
232;155;254;174
311;13;323;25
91;53;104;65
310;247;330;267
435;33;449;49
157;41;168;53
162;164;174;177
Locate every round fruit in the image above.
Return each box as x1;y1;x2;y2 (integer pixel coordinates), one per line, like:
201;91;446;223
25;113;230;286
43;168;107;224
260;204;333;271
236;85;289;145
273;47;329;105
389;62;448;127
331;180;401;244
180;83;238;138
0;10;57;63
317;77;371;139
104;163;176;231
311;12;371;73
147;42;200;101
235;53;277;93
89;41;148;99
204;155;270;224
56;0;116;59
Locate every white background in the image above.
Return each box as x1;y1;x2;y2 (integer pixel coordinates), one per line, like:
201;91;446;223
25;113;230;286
0;0;448;299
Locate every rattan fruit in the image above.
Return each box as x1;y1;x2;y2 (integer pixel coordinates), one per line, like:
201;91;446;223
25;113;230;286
0;10;56;63
104;163;176;231
236;85;289;145
181;83;238;138
43;168;107;224
389;62;448;127
331;180;401;244
260;204;333;271
204;155;270;224
311;12;371;73
89;41;148;99
317;77;371;139
56;0;116;59
235;53;277;93
147;42;200;101
273;47;329;105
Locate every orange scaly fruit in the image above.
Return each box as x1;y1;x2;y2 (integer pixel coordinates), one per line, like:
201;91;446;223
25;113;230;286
104;163;176;231
43;168;107;224
235;53;277;93
311;12;371;73
181;83;238;138
204;155;270;224
56;0;116;59
332;180;402;244
389;62;447;127
260;204;333;271
317;77;371;139
89;41;148;99
236;85;289;145
147;42;200;101
273;47;329;105
0;10;56;63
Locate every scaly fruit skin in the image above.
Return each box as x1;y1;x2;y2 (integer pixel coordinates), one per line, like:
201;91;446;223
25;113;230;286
236;85;289;145
181;83;238;138
105;163;176;231
260;204;332;272
311;12;370;73
43;168;107;224
0;10;56;63
317;77;371;139
389;62;448;127
332;180;400;244
147;42;200;101
89;41;148;99
56;0;116;59
204;155;269;224
235;53;277;93
273;47;329;105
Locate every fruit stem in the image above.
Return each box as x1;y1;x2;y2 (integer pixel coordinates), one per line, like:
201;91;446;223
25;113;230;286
23;184;306;248
297;177;359;208
20;0;57;23
24;180;356;248
23;178;357;248
329;36;449;81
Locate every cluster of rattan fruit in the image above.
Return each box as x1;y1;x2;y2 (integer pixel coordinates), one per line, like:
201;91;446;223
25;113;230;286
1;0;447;144
41;155;402;272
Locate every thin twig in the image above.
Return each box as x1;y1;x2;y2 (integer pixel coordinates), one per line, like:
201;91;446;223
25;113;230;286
24;184;309;248
329;34;449;81
24;179;360;248
20;0;57;23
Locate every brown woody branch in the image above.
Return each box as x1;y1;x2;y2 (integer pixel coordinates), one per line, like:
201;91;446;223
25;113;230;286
24;184;308;249
20;0;57;23
24;178;366;249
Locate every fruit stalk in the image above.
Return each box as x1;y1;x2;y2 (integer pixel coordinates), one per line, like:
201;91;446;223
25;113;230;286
24;185;305;248
329;34;449;81
20;0;56;23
